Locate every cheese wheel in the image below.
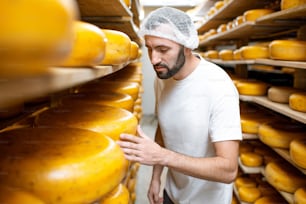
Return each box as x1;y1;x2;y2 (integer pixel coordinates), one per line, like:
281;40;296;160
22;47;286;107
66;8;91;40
281;0;306;10
205;50;219;59
217;24;227;33
100;29;131;65
130;41;140;61
240;45;269;59
294;187;306;204
214;1;224;10
233;49;242;60
233;16;244;27
59;21;107;67
99;184;129;204
58;92;134;112
254;196;287;204
269;40;306;61
238;187;261;203
35;104;138;141
240;113;274;134
234;177;257;189
265;162;306;193
267;86;298;103
78;80;140;101
0;186;45;204
243;9;274;22
227;21;233;30
258;121;306;148
0;0;78;77
240;152;263;167
219;49;233;60
0;128;128;204
289;92;306;112
290;138;306;169
236;80;269;96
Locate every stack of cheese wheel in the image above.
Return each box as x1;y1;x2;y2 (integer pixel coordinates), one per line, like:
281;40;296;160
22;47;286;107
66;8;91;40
235;79;269;96
0;0;78;78
56;92;134;112
269;39;306;61
217;24;227;33
219;49;233;60
233;15;244;27
294;187;306;204
267;86;299;103
258;120;306;149
240;45;269;60
0;127;128;204
58;21;107;67
290;138;306;169
100;29;131;65
235;176;261;203
281;0;306;10
289;92;306;112
242;9;274;22
99;184;129;204
35;104;138;141
265;162;306;193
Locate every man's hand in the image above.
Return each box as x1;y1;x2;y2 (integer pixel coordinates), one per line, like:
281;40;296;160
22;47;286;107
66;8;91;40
117;125;166;165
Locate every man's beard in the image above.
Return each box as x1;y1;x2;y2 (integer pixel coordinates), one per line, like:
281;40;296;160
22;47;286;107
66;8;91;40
154;47;185;79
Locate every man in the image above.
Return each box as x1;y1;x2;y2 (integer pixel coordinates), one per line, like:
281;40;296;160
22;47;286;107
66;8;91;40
117;7;242;204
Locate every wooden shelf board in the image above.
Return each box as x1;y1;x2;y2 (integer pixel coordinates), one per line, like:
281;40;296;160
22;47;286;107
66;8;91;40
0;64;126;110
242;133;259;140
273;148;306;175
77;0;132;17
256;59;306;70
197;0;273;33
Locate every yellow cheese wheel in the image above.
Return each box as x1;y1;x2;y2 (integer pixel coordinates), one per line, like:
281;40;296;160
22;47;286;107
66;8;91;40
267;86;298;103
294;187;306;204
238;186;261;203
236;80;269;96
265;162;306;193
100;29;131;65
99;184;129;204
0;0;78;77
219;49;233;60
240;152;263;167
234;177;257;189
290;138;306;169
269;40;306;61
130;41;140;61
205;50;219;59
240;45;269;59
58;92;134;112
233;15;244;27
243;9;274;22
78;80;140;101
281;0;306;10
0;128;128;204
254;196;287;204
233;49;242;60
0;186;45;204
289;92;306;112
59;21;107;67
35;104;138;141
258;121;306;148
217;24;227;33
214;1;225;10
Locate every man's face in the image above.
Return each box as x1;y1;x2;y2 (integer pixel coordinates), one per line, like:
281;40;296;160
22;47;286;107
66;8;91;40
145;36;185;79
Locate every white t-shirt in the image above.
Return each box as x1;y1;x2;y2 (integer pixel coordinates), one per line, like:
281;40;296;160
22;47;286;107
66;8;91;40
154;58;242;204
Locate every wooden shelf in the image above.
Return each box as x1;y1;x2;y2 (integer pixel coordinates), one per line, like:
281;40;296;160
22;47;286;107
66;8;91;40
242;133;259;140
77;0;132;17
0;64;126;110
197;0;273;33
273;148;306;175
239;95;306;124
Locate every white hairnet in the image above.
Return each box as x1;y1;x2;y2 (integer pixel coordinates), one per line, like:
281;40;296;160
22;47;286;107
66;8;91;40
139;7;199;50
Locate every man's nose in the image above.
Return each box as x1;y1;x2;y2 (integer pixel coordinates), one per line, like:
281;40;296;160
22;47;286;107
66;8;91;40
150;50;161;65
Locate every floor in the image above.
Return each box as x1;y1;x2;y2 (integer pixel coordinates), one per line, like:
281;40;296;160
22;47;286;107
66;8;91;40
135;114;167;204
